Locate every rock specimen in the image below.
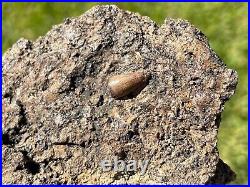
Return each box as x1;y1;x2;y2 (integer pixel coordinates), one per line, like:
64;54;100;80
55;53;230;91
2;5;238;184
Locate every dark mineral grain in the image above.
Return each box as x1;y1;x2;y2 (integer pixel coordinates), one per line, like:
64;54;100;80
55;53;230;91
2;5;237;184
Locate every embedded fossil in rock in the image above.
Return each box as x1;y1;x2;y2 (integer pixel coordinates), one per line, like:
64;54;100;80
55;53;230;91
107;71;150;99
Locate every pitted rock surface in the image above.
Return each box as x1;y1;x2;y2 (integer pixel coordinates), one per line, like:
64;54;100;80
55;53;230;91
2;5;237;184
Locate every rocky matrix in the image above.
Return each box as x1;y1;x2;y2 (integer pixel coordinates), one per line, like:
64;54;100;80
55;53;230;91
2;5;238;184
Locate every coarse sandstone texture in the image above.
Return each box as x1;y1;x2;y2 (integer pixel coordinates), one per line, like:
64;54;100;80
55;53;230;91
2;5;237;184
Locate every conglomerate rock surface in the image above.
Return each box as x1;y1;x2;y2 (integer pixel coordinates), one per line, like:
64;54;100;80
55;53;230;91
2;5;237;184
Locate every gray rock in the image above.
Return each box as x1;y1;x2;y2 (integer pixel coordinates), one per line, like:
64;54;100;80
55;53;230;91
2;5;237;184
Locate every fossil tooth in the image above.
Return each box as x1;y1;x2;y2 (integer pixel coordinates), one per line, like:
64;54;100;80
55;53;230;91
108;71;150;99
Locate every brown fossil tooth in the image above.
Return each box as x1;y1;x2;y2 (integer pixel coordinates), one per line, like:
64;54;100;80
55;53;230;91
108;71;150;99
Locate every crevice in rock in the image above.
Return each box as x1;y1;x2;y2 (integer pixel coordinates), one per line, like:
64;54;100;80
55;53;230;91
53;141;85;148
126;130;137;140
115;149;127;160
215;114;222;128
137;25;146;51
113;171;124;180
41;79;50;91
4;100;29;145
59;68;86;94
20;150;40;175
96;95;104;107
24;160;40;175
16;100;28;127
2;133;14;145
3;87;14;103
68;75;78;92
